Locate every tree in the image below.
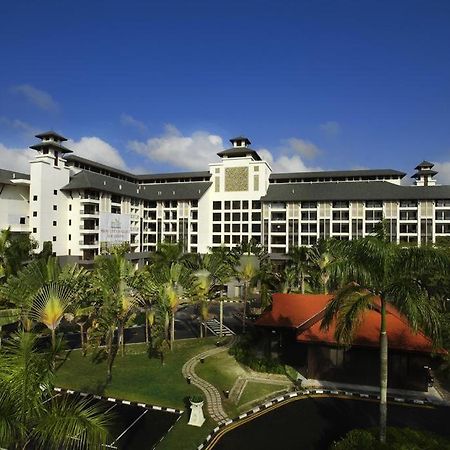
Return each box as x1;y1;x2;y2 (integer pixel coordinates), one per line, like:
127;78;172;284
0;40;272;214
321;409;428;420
1;258;89;347
0;228;37;281
320;236;447;443
0;331;110;449
309;239;337;294
91;253;144;369
287;246;313;294
145;262;192;350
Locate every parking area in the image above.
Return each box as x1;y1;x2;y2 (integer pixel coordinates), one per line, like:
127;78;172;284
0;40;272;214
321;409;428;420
59;390;180;450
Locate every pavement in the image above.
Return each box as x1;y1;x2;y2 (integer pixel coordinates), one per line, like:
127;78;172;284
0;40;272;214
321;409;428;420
301;378;448;404
182;337;237;424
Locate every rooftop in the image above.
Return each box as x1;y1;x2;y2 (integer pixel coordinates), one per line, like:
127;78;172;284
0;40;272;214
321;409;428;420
35;130;68;142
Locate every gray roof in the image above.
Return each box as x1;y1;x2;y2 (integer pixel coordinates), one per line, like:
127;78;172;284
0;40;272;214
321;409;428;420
217;147;262;161
415;160;434;170
61;170;212;200
136;171;211;182
262;181;450;202
65;155;138;181
0;168;30;184
30;141;73;154
65;154;210;183
270;169;406;181
35;131;67;142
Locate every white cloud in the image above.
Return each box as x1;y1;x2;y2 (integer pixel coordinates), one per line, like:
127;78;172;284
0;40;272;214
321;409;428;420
0;143;30;173
128;125;223;170
434;161;450;184
319;121;341;136
0;116;38;136
283;137;321;159
120;114;148;133
67;137;129;170
12;84;59;112
258;148;320;173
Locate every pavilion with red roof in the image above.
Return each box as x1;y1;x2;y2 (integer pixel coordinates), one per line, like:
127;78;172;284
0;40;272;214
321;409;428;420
255;293;441;391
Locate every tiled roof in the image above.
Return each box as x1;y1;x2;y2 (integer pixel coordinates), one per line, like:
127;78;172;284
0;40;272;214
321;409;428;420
256;293;440;354
0;168;30;184
270;169;406;181
262;181;450;202
62;170;211;200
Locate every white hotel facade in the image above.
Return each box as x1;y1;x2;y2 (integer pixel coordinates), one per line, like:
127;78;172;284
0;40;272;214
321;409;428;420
1;131;450;264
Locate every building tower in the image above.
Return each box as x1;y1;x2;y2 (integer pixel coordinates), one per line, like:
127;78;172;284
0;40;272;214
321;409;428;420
412;161;437;186
29;131;72;254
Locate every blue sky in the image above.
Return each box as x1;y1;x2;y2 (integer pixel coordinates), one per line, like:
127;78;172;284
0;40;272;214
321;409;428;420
1;0;450;180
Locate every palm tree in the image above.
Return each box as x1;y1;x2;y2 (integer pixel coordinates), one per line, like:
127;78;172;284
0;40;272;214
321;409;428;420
1;258;89;346
193;269;213;337
92;253;144;360
29;283;77;351
237;254;260;333
0;331;110;449
287;246;313;293
320;236;447;443
309;239;338;294
145;262;191;350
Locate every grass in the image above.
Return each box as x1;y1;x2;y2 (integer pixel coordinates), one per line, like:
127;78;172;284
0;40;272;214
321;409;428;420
156;414;216;450
195;350;291;416
238;381;289;410
56;337;222;409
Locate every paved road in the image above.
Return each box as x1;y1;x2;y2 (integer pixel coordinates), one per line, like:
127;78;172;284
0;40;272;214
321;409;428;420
64;302;243;349
208;396;450;450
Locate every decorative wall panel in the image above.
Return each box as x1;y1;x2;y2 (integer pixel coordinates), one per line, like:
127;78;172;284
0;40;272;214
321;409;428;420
225;167;249;192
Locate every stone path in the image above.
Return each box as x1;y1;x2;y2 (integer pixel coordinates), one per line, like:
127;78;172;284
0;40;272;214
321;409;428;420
182;337;236;423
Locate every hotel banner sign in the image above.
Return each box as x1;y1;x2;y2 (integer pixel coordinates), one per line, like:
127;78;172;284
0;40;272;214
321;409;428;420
99;213;131;244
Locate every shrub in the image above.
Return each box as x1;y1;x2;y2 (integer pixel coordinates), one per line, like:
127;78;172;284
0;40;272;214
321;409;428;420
332;427;450;450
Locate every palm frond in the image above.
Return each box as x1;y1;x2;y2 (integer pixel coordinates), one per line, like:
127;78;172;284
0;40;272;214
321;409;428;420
33;396;111;450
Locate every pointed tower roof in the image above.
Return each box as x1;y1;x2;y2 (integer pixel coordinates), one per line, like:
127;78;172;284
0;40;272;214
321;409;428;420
34;130;68;142
415;160;434;170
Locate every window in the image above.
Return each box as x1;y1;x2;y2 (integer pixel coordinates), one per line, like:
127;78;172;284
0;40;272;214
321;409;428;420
224;213;231;221
232;224;240;233
33;195;38;201
68;234;71;241
232;212;240;221
252;201;261;209
20;217;26;225
332;201;349;208
301;202;317;209
53;190;57;195
33;228;37;233
225;201;231;209
53;205;57;211
69;219;71;226
232;201;240;209
213;224;221;232
213;235;221;244
52;236;56;242
242;201;249;209
33;211;37;217
53;221;57;226
213;201;221;210
69;204;72;211
213;213;221;222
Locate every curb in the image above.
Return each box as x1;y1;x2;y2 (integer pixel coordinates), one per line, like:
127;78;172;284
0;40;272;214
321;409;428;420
197;388;444;450
53;387;184;415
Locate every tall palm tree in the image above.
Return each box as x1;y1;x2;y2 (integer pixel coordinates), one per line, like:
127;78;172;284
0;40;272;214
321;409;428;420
309;239;338;294
0;331;110;449
320;236;447;443
287;246;313;293
92;253;144;360
237;254;260;333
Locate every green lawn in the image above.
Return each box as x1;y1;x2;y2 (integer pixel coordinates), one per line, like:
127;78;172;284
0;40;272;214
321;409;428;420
56;337;222;410
195;351;247;393
238;381;289;410
195;351;291;416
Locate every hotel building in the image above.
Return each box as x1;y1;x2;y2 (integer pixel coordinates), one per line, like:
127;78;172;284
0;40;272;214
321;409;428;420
1;131;449;263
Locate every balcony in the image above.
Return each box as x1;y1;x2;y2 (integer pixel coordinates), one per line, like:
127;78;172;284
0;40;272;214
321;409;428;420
80;208;99;216
79;240;99;247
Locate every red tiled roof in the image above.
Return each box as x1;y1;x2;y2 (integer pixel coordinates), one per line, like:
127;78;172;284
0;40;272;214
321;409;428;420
256;293;441;354
255;293;333;328
297;307;436;353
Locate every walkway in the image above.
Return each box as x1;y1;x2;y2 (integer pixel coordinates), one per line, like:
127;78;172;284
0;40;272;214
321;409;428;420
182;337;237;423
